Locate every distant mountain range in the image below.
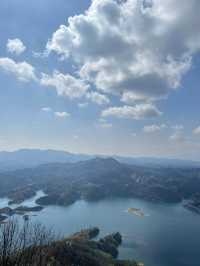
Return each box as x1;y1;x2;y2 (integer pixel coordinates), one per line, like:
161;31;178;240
114;156;200;168
0;149;199;172
0;149;92;172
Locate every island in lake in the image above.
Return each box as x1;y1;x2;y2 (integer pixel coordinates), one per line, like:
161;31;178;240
0;157;200;216
0;205;44;223
127;208;145;217
184;193;200;214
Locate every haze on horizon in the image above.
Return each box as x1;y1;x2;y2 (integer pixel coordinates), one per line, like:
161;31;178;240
0;0;200;160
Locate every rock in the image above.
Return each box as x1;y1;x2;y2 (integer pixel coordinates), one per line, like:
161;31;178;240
58;229;137;266
111;232;122;245
1;227;138;266
69;227;100;241
98;232;122;258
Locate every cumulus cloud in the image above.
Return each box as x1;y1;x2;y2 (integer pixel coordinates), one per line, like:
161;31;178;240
46;0;199;108
193;126;200;135
40;71;89;99
7;38;26;55
32;50;48;59
143;123;166;133
0;57;37;82
42;107;70;118
170;125;186;143
41;107;52;112
170;131;186;143
54;111;70;118
86;91;110;105
171;125;184;131
102;103;161;120
78;102;88;108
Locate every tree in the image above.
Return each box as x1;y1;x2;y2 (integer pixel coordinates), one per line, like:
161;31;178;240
0;218;56;266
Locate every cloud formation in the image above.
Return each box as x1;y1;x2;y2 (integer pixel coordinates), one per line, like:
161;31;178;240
102;103;161;120
78;102;88;108
170;131;186;143
0;57;36;82
170;125;186;143
143;123;166;133
40;71;89;99
42;107;52;112
42;107;70;119
54;111;70;118
7;38;26;55
193;126;200;135
86;91;110;105
46;0;199;108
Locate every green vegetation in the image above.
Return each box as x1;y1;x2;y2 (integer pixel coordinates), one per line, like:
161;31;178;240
0;158;200;213
0;219;138;266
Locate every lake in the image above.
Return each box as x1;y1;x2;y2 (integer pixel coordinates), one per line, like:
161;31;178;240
1;192;200;266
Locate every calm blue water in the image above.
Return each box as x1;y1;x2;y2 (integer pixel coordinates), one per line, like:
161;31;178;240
1;193;200;266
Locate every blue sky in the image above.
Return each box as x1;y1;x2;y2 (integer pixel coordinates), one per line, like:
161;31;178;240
0;0;200;160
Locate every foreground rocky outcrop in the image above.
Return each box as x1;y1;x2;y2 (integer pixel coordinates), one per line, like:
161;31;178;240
3;226;139;266
41;228;138;266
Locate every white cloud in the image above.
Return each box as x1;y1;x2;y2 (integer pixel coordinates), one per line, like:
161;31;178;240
171;125;184;131
7;38;26;55
193;126;200;135
98;118;112;128
170;131;186;143
42;107;70;118
54;111;70;118
121;91;150;104
102;103;161;120
170;124;186;143
40;71;89;99
86;91;110;105
32;50;48;59
0;57;37;82
46;0;199;107
143;124;166;133
42;107;52;112
78;102;88;108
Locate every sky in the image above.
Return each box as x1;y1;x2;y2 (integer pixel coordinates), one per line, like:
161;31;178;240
0;0;200;160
